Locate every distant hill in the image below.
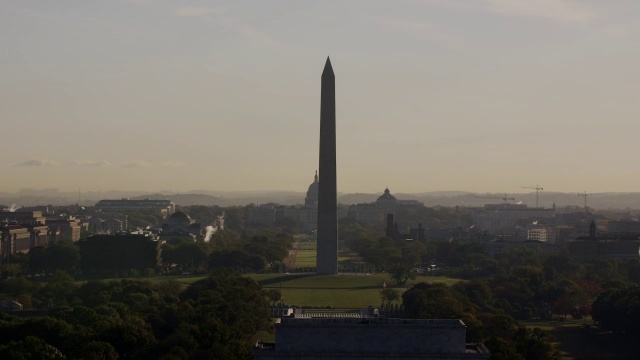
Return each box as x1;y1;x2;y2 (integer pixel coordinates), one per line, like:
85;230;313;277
338;193;378;204
130;192;308;207
130;194;225;207
3;189;640;210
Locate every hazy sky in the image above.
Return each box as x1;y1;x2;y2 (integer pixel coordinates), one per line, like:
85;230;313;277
2;0;639;194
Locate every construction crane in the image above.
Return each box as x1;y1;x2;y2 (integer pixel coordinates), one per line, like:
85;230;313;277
476;194;516;204
578;191;589;210
521;184;544;208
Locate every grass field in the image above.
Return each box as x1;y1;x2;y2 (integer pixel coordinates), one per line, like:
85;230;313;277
251;273;460;309
96;272;461;309
81;274;210;287
292;250;317;267
522;318;640;359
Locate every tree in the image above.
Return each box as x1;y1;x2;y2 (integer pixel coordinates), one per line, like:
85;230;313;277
592;285;640;333
179;271;271;358
387;240;424;284
0;276;37;298
183;205;224;225
34;270;79;307
0;263;22;280
273;216;298;231
453;279;494;311
388;264;416;285
380;288;399;306
551;296;573;320
209;229;241;250
513;327;561;360
0;336;65;360
403;282;484;342
99;317;157;359
264;289;282;306
223;207;245;232
162;241;208;270
403;282;466;319
209;248;266;272
73;341;119;360
627;259;640;284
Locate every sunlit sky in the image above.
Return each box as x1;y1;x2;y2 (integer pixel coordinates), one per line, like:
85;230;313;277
2;0;639;194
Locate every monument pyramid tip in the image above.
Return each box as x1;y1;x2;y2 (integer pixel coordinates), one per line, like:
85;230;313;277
322;56;334;76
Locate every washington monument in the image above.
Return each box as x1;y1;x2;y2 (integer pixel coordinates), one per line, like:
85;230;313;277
316;57;338;275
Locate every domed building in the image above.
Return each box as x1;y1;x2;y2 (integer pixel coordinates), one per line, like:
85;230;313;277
299;171;319;232
348;187;423;226
246;171;347;232
160;211;203;242
376;187;398;208
165;211;192;228
304;171;319;206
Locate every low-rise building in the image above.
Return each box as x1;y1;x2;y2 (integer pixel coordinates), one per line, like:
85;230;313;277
95;199;175;218
0;211;46;225
348;188;425;226
472;204;555;233
46;218;81;243
526;224;556;243
254;317;489;359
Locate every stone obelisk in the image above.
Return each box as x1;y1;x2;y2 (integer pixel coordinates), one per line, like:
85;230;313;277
316;57;338;275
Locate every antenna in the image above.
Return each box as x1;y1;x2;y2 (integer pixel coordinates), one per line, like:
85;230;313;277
578;191;589;210
521;185;544;208
475;193;515;204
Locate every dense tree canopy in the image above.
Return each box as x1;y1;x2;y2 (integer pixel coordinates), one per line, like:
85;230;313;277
592;284;640;333
0;272;271;359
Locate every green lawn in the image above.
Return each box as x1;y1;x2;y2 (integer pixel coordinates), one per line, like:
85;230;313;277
76;272;459;310
250;273;460;309
522;318;640;359
85;274;209;287
293;249;317;267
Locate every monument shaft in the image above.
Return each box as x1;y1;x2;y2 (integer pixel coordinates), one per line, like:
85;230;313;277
316;57;338;275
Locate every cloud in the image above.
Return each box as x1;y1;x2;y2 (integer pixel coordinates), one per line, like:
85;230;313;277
174;6;277;46
160;161;187;167
176;6;220;17
216;15;276;45
116;0;155;4
122;160;152;168
70;160;112;167
420;0;596;24
483;0;596;23
15;159;58;167
376;16;463;48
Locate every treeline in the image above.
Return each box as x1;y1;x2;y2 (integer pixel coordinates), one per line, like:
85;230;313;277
592;284;640;334
403;281;560;360
395;245;640;359
167;228;294;274
343;222;640;358
0;227;293;281
0;271;270;359
348;227;640;324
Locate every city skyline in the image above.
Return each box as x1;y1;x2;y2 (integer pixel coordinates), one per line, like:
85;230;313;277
2;1;640;194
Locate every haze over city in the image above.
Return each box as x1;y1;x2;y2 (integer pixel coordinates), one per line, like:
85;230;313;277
2;0;639;194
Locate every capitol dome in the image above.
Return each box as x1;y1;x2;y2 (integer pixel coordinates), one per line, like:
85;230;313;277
305;171;319;206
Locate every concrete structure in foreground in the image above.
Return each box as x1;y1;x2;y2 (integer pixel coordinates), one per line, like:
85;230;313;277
316;57;338;275
254;317;489;359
